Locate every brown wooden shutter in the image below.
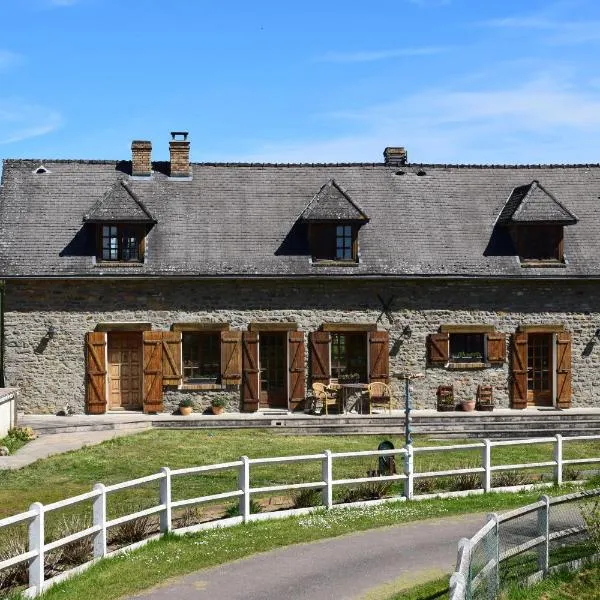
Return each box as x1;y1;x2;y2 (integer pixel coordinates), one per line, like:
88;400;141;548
221;330;242;385
143;331;163;413
556;331;572;409
486;332;506;364
369;330;389;383
85;332;107;414
511;332;528;409
427;333;449;365
242;331;259;411
288;331;306;412
161;331;182;386
309;331;331;384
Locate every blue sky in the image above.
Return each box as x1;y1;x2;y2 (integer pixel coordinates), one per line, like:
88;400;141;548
2;0;600;164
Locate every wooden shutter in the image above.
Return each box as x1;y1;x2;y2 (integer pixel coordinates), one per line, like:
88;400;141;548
556;331;572;409
161;331;182;386
242;331;259;411
143;331;163;413
221;330;242;385
486;332;506;364
288;331;306;412
309;331;330;384
85;332;107;414
511;332;528;409
427;333;449;365
369;330;389;383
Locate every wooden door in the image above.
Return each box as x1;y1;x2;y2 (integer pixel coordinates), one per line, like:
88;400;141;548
527;333;553;406
108;332;142;410
259;332;287;408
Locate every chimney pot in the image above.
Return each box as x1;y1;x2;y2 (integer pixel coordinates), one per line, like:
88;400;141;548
384;146;407;166
169;131;190;177
131;140;152;176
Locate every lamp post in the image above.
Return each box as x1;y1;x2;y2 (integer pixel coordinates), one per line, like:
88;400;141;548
394;371;424;446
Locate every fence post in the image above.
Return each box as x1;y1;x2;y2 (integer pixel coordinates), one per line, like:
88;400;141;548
239;456;250;523
28;502;45;594
537;495;550;575
321;450;333;509
159;467;172;533
403;444;414;500
92;483;107;559
554;434;563;486
482;439;492;493
486;512;500;595
458;537;471;599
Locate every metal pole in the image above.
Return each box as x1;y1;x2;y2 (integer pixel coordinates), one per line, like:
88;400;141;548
405;376;412;446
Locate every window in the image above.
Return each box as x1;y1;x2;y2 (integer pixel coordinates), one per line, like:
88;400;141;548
309;224;358;263
512;225;563;264
449;333;485;362
330;332;368;381
182;332;221;383
99;224;144;262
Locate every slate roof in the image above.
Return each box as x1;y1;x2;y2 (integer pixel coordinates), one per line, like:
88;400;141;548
83;180;156;223
299;179;369;221
497;180;578;225
1;158;600;279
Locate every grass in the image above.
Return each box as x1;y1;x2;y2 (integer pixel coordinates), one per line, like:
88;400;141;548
387;575;449;599
1;429;599;519
5;491;582;600
500;562;600;599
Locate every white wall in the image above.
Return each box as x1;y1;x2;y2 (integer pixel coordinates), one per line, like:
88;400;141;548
0;391;17;437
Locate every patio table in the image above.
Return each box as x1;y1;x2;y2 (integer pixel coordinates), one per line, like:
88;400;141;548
338;383;368;413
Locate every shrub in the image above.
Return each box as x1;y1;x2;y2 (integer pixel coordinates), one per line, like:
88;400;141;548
564;466;582;481
224;499;262;518
179;398;193;408
0;534;28;591
176;506;202;528
109;514;153;546
338;480;394;504
414;477;436;495
7;427;36;442
292;489;322;509
47;514;93;568
581;497;600;553
492;470;534;488
210;397;227;408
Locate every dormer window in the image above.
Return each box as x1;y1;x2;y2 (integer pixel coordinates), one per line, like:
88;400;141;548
496;180;578;267
100;224;144;262
299;179;369;265
82;179;156;266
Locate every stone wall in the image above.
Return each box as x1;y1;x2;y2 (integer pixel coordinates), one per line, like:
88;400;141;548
5;278;600;414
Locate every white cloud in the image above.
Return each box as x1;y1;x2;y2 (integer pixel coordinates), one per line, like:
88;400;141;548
0;50;23;72
317;47;448;63
240;76;600;164
0;101;62;144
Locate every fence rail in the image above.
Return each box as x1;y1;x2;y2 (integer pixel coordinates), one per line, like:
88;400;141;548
1;433;600;598
449;488;600;600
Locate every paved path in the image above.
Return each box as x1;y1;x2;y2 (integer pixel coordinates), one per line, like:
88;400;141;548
128;513;484;600
0;428;147;470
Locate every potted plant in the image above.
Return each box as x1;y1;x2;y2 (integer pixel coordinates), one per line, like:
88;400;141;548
339;372;360;384
436;387;455;412
461;398;476;412
210;397;227;415
179;398;193;416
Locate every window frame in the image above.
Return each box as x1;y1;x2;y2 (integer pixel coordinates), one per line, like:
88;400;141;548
181;330;222;385
511;224;565;266
448;332;487;364
309;223;359;264
330;331;368;382
97;223;145;263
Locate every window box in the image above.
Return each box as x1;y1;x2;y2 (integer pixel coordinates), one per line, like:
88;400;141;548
428;328;506;368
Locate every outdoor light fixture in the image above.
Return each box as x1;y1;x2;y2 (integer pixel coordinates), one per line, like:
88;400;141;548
595;328;600;339
402;324;412;338
46;324;56;339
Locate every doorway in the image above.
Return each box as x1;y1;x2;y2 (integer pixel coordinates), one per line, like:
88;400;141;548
527;333;553;406
259;332;287;408
107;332;143;410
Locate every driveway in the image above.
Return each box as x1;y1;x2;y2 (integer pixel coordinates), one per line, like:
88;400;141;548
128;513;484;600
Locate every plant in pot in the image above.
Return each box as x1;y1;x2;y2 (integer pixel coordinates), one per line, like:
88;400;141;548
210;397;227;415
338;372;360;384
179;398;194;416
436;388;455;412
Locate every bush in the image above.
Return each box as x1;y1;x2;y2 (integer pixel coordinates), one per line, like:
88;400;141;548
492;470;534;488
7;427;36;442
175;506;202;528
109;514;154;546
292;489;322;509
337;480;394;504
0;534;28;591
581;497;600;553
48;515;93;568
224;499;262;518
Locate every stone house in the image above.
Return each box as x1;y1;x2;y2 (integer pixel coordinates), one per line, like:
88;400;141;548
0;132;597;415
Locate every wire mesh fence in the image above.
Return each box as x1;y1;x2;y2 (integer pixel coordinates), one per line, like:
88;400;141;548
451;488;600;600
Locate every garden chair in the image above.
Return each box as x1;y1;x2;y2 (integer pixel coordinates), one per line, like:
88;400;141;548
312;382;343;415
367;382;393;414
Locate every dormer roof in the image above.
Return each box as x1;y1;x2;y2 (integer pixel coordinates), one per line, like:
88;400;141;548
83;180;156;223
299;179;369;222
497;180;578;226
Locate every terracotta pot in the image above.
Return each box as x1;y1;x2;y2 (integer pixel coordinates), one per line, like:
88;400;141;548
211;405;225;415
180;406;193;416
461;400;476;412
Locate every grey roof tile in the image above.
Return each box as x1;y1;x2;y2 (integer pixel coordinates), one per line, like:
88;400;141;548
299;179;369;221
1;159;600;278
83;179;156;223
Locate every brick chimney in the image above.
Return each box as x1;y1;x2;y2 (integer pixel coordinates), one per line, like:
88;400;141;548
169;131;190;177
383;147;407;166
131;140;152;176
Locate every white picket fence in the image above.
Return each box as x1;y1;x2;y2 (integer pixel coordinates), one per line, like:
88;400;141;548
1;433;600;598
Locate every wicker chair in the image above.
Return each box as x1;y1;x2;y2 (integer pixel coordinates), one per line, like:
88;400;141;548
312;382;342;415
367;382;393;414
